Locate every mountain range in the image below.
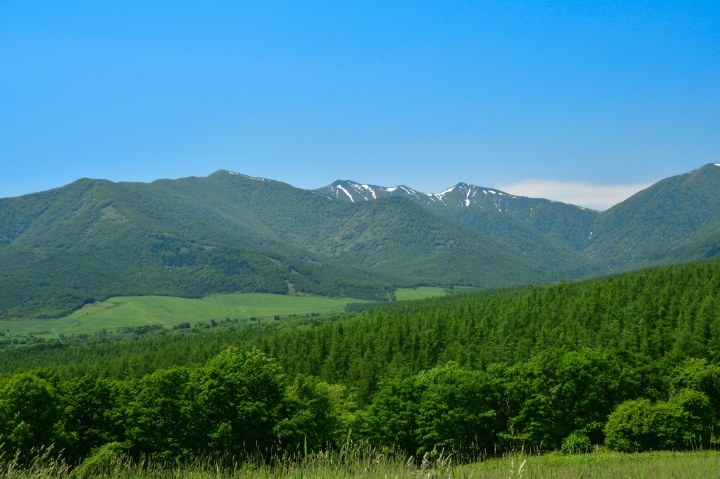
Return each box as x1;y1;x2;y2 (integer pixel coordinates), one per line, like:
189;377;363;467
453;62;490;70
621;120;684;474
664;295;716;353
1;164;719;319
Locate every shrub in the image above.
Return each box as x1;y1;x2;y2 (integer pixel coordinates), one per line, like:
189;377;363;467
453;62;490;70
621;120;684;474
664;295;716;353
561;431;592;454
75;442;127;477
605;390;713;452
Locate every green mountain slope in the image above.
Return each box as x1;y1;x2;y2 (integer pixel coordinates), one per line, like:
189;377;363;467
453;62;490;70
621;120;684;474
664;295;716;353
316;181;605;278
146;172;549;287
422;188;602;277
317;180;598;250
317;165;720;277
587;163;720;271
0;171;547;318
0;175;389;318
2;164;718;319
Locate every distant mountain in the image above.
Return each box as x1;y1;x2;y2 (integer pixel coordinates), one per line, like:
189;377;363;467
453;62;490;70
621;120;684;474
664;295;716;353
317;180;599;250
586;163;720;271
317;164;720;275
0;171;546;318
1;164;718;319
317;180;602;277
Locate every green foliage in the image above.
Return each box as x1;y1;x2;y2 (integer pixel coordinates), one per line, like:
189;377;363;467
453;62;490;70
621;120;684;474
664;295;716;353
560;431;592;454
275;375;339;452
605;390;713;452
669;358;720;413
124;366;198;460
254;259;720;391
364;363;499;457
498;349;640;451
59;375;123;463
667;388;714;448
193;347;286;456
0;371;69;461
75;442;127;477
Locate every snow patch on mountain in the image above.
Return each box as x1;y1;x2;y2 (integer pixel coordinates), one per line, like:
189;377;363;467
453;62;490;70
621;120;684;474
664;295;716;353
336;185;354;202
360;184;377;199
226;171;269;181
318;178;592;212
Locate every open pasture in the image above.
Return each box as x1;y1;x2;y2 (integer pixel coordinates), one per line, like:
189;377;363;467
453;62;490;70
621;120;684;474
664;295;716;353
0;293;367;339
0;288;450;341
394;286;449;301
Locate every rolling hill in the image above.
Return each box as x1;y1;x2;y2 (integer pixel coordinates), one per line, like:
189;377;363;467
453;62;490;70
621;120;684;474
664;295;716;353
0;171;545;318
1;164;719;318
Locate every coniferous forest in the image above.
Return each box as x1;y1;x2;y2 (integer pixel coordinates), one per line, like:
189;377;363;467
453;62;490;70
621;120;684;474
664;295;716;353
1;258;720;468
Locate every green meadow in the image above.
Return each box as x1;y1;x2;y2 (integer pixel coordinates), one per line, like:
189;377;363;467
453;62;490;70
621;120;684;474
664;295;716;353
0;288;450;341
393;286;448;301
0;293;368;339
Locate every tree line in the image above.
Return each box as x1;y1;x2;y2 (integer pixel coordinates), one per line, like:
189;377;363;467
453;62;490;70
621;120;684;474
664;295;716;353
2;346;719;466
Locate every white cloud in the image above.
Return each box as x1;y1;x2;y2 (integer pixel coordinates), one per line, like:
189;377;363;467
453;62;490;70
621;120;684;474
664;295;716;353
497;179;656;211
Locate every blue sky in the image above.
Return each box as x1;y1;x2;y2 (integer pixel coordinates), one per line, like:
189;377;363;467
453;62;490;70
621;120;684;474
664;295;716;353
1;1;718;209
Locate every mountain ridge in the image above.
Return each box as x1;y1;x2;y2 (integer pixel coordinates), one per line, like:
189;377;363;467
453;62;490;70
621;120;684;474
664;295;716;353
318;178;594;211
1;164;718;319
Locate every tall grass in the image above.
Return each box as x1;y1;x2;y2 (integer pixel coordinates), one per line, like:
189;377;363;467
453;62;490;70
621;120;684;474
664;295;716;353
2;448;720;478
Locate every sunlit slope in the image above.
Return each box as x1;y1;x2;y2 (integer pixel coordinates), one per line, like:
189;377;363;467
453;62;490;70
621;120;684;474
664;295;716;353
587;164;720;271
0;293;366;337
0;171;546;318
2;165;718;319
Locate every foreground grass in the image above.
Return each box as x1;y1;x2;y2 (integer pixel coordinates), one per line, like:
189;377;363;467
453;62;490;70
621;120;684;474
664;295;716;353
4;450;720;479
0;293;368;339
461;451;720;478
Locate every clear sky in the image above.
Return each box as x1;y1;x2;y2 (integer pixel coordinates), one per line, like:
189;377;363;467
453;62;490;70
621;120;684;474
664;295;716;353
2;1;718;210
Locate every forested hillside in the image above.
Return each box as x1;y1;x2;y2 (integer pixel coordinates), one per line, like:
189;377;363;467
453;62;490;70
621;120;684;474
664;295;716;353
319;164;720;276
2;164;720;319
0;175;395;318
586;163;720;269
1;259;720;465
0;172;548;319
317;180;602;278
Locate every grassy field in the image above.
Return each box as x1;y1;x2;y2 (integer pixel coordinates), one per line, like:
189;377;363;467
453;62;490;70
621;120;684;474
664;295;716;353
4;450;720;478
459;451;720;478
0;293;368;339
394;286;448;301
0;287;448;341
